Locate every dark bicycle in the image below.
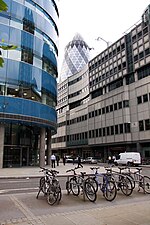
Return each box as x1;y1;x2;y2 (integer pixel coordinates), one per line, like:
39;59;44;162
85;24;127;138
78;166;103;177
66;165;97;202
36;167;62;205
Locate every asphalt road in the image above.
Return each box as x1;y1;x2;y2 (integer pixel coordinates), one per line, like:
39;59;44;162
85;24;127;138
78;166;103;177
0;166;150;195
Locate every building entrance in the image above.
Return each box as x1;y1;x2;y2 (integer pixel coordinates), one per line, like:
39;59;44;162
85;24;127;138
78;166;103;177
3;146;31;168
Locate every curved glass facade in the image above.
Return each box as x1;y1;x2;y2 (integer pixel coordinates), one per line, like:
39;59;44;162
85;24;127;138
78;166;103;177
60;33;90;81
0;0;59;167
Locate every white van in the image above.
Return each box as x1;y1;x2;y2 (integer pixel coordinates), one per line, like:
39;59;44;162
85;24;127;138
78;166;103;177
114;152;141;166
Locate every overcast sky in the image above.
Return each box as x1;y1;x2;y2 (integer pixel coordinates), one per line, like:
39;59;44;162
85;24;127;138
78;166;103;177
58;0;150;74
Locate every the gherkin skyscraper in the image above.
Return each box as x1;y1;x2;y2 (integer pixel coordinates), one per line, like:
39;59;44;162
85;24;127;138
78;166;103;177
60;33;90;81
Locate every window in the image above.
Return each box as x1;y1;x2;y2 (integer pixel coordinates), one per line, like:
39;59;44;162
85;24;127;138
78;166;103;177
118;101;122;109
139;120;144;131
98;109;101;115
102;128;105;136
96;129;99;137
115;125;118;134
89;131;92;138
110;104;113;112
134;55;138;62
92;130;95;138
99;128;102;137
89;112;92;118
95;110;98;117
143;94;148;102
139;51;144;59
137;31;142;39
145;119;150;130
23;19;35;34
126;73;135;85
21;49;33;64
123;100;129;107
111;126;114;135
132;35;136;42
106;106;109;113
107;127;110;135
145;48;150;56
114;103;117;110
102;107;105;114
124;123;131;133
119;124;123;134
137;96;142;104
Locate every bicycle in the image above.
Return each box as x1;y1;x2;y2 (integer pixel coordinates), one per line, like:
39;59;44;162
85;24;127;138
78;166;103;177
105;166;133;196
124;167;150;194
86;167;117;201
36;167;62;205
66;165;97;202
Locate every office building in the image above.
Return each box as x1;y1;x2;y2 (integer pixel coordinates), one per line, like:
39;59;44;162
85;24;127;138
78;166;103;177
60;33;90;81
0;0;59;168
52;5;150;162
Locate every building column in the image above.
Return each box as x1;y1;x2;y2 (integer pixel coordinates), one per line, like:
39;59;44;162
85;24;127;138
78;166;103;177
0;124;5;168
39;127;46;167
47;129;52;166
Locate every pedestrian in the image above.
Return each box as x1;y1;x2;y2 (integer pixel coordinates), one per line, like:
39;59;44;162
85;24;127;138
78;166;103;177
63;154;66;165
56;155;60;166
72;155;75;165
112;155;116;163
51;153;56;168
77;155;82;167
108;155;111;164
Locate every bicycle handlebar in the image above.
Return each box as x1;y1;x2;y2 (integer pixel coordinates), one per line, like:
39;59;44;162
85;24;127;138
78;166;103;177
66;164;83;173
39;167;59;175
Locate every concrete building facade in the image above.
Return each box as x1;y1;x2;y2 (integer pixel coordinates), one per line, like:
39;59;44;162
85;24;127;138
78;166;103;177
0;0;59;168
52;5;150;162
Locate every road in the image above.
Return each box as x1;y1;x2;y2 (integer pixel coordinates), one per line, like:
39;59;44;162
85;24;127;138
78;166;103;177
0;166;150;195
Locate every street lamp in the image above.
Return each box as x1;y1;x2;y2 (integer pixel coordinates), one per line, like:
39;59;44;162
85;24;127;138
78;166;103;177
95;36;110;48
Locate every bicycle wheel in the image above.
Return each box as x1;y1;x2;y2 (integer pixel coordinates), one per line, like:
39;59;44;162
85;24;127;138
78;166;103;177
70;178;80;196
120;176;133;196
84;181;97;202
39;177;46;193
57;186;62;202
85;177;98;192
126;174;135;190
103;180;117;201
66;180;71;194
143;176;150;194
47;186;59;205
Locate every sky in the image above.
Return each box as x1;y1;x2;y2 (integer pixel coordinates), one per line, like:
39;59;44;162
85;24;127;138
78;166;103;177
58;0;150;75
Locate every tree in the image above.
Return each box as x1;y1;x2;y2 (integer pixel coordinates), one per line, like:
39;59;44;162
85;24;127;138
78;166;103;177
0;0;17;67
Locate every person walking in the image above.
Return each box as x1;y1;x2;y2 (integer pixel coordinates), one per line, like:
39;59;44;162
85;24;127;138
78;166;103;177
51;153;56;168
56;155;60;166
77;155;82;167
63;154;66;165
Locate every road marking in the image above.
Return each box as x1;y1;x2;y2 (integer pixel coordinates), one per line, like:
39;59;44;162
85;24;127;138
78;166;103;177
0;187;38;194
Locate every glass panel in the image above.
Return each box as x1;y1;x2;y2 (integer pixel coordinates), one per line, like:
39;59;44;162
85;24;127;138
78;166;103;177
0;24;9;43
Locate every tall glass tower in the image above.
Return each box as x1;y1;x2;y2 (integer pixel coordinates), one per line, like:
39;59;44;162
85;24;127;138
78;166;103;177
0;0;59;168
60;33;90;81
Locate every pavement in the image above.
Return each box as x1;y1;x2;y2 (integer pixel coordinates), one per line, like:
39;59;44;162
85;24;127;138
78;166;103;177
0;163;150;225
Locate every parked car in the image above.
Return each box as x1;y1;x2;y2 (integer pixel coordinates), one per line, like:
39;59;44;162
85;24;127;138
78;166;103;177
83;157;98;164
65;155;73;163
65;155;84;163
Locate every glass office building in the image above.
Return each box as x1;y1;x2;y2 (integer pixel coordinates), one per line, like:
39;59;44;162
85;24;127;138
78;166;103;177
0;0;59;168
60;33;90;81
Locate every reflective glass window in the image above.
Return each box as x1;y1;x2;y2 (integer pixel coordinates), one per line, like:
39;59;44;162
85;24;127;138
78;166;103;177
0;24;9;42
